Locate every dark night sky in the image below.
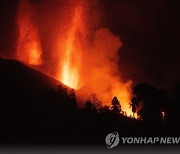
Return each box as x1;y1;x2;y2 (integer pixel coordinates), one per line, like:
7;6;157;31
0;0;180;91
102;0;180;90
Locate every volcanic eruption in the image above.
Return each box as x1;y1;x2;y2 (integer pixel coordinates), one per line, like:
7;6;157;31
15;0;134;117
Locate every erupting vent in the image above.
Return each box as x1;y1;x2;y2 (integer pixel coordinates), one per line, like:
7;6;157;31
15;0;134;117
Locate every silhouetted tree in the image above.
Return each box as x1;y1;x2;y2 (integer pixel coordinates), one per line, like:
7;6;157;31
132;83;169;122
111;96;121;113
130;97;138;118
55;85;78;112
100;105;110;113
87;94;102;111
68;89;77;109
85;101;93;110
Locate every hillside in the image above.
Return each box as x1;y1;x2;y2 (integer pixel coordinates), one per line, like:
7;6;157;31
0;57;174;145
0;57;71;93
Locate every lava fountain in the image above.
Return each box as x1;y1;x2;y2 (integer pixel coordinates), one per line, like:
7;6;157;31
59;7;82;89
56;1;88;89
16;0;42;65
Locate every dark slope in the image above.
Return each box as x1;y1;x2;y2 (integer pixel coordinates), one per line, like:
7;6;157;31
0;58;77;144
0;58;140;145
0;58;175;145
0;58;70;94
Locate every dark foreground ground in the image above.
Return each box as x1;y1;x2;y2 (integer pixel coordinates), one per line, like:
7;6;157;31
0;58;180;145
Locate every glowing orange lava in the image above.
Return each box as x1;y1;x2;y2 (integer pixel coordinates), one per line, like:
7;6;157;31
16;0;42;65
57;3;86;89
